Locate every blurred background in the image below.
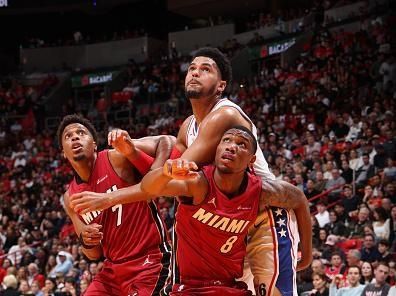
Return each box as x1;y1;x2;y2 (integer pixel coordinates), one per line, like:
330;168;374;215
0;0;395;295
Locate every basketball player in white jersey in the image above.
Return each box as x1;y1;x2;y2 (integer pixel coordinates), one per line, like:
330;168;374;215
69;47;312;296
170;47;312;296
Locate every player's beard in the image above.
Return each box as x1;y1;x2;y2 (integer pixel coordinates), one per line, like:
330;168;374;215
185;84;217;100
185;89;202;100
73;154;86;161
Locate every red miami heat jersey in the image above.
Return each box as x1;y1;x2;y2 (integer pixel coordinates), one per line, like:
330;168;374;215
174;165;261;283
68;150;170;262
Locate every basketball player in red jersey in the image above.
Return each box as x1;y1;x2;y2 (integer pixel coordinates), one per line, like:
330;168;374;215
141;126;310;295
58;114;174;296
69;48;312;295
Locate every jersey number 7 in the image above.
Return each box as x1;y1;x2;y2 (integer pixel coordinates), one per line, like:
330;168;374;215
107;185;123;227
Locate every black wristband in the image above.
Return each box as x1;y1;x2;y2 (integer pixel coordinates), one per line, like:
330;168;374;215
79;233;98;249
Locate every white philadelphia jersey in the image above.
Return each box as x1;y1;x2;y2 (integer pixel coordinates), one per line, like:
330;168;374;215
186;98;275;181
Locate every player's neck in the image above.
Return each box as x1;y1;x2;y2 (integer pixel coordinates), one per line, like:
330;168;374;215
71;154;97;182
213;169;247;198
190;95;222;124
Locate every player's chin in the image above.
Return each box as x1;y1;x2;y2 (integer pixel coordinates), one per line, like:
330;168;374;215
217;164;234;174
73;153;86;161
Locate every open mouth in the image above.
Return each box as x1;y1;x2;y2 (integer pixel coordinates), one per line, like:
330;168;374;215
72;143;83;152
221;153;235;161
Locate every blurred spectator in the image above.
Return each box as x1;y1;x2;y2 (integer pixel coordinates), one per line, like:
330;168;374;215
326;210;348;238
329;265;365;296
372;207;390;240
41;278;56;295
348;207;371;239
49;251;73;278
7;238;29;267
360;234;381;264
316;201;330;228
310;272;329;296
341;185;360;214
377;240;392;262
360;261;374;285
29;280;43;296
325;169;346;202
27;263;45;289
360;262;390;295
1;274;20;296
18;279;29;295
305;179;321;199
325;251;347;280
355;154;375;186
322;235;344;263
346;250;361;269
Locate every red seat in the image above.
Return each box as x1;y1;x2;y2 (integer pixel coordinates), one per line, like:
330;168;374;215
96;98;107;113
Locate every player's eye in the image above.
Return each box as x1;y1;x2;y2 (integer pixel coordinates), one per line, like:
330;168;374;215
238;142;246;148
202;67;210;72
188;66;196;72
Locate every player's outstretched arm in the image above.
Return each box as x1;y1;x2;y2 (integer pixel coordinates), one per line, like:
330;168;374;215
63;191;103;260
141;159;207;205
260;180;313;271
70;160;204;213
180;108;250;165
69;184;148;214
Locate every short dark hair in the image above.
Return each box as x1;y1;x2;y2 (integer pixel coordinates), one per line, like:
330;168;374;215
378;239;390;247
225;125;257;154
57;114;98;148
192;47;232;88
347;265;361;275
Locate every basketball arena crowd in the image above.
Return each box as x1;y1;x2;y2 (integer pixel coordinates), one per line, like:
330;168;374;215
0;1;395;295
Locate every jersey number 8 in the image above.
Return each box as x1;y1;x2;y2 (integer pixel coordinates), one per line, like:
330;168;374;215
220;236;238;253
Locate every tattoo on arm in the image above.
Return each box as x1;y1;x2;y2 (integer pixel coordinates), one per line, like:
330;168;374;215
261;180;305;209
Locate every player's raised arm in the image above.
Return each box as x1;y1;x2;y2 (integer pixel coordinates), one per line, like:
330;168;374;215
180;108;250;165
141;159;207;205
108;129;175;174
63;191;103;260
259;179;313;271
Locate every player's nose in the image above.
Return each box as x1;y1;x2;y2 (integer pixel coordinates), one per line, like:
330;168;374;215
191;68;199;77
71;133;80;141
225;143;237;152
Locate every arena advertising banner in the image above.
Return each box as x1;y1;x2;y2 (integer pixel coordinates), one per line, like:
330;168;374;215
249;38;296;60
71;71;118;88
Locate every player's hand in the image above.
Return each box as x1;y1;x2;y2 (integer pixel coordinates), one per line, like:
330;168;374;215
297;254;313;271
80;223;103;246
163;159;199;180
108;129;137;158
70;191;112;214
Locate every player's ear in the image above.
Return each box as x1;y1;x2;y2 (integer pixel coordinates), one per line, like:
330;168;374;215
62;151;66;159
218;80;226;94
93;142;97;152
249;155;256;168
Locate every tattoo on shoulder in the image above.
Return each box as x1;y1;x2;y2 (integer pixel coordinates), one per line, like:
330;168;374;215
261;180;302;209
